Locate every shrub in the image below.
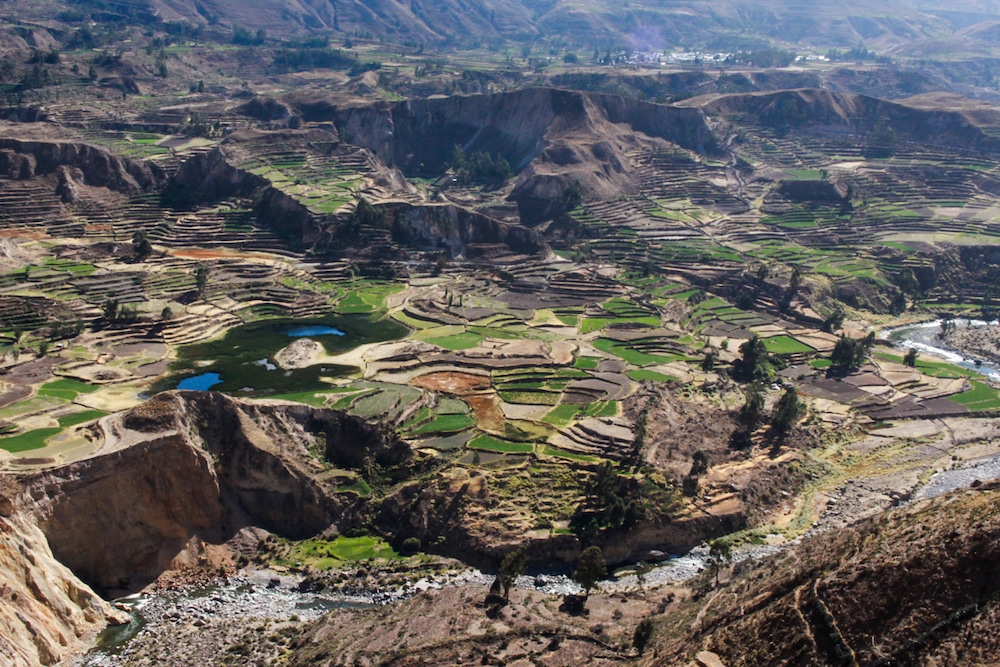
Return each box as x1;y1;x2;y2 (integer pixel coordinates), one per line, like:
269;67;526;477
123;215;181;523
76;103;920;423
401;537;421;556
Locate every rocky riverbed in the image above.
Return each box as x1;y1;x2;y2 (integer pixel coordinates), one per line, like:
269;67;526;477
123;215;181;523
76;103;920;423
941;322;1000;367
71;541;790;667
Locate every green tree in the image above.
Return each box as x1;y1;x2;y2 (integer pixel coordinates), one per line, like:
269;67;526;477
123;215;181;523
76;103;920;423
737;382;765;433
706;538;732;587
690;450;709;477
732;382;765;449
498;546;528;600
571;461;644;535
161;306;173;321
195;264;209;296
348;196;386;236
573;545;606;597
633;618;655;656
770;386;804;439
789;265;803;291
829;335;866;374
103;298;120;321
903;347;919;367
133;230;152;259
939;317;956;339
731;335;769;383
401;537;421;556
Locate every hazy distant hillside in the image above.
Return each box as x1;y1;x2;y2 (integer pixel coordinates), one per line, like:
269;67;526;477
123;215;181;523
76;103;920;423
47;0;1000;51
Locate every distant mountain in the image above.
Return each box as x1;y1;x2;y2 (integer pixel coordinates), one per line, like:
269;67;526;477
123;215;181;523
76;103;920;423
34;0;1000;52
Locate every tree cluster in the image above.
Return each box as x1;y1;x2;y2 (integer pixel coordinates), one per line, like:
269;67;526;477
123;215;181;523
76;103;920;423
272;48;358;73
770;386;804;440
346;196;387;237
451;145;512;184
233;26;266;46
732;384;804;449
828;333;874;375
682;449;709;497
570;461;644;536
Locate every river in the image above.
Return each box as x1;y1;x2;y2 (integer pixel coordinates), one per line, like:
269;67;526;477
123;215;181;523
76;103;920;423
80;542;786;664
881;318;1000;381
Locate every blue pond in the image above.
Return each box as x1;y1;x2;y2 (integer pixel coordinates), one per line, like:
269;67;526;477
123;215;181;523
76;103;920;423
177;372;223;391
287;326;345;337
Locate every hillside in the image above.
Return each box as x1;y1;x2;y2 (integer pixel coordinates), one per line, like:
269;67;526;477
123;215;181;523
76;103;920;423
651;480;1000;666
278;481;1000;667
4;0;1000;664
0;0;998;52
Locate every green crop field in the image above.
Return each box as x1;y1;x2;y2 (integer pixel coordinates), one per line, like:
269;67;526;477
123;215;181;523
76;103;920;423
409;413;475;434
282;535;400;570
875;352;977;379
539;445;599;462
498;390;561;405
542;403;583;427
762;336;814;355
468;435;534;454
425;331;484;350
58;410;107;428
0;427;60;453
592;338;678;366
627;369;676;382
951;381;1000;411
37;379;99;400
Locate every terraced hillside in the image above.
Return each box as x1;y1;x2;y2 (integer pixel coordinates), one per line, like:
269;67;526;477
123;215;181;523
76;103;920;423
2;21;1000;664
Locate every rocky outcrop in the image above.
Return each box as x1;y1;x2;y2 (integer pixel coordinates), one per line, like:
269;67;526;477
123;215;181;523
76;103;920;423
166;128;546;253
165;143;269;206
382;201;544;256
0;138;166;193
377;466;743;569
305;88;719;175
0;496;125;667
295;88;720;222
697;89;1000;153
12;391;409;595
237;96;291;121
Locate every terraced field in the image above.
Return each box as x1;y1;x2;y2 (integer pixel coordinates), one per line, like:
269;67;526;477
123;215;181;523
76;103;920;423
1;82;1000;576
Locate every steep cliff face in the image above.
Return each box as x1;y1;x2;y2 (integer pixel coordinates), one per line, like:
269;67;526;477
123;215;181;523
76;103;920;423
697;88;1000;153
28;432;226;593
377;467;743;569
0;391;414;662
0;486;126;667
309;88;719;175
0;138;166;195
296;88;720;222
15;391;406;594
382;201;544;256
165;143;269;206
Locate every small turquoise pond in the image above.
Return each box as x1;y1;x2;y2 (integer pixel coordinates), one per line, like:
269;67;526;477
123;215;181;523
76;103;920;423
287;325;346;337
177;372;223;391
